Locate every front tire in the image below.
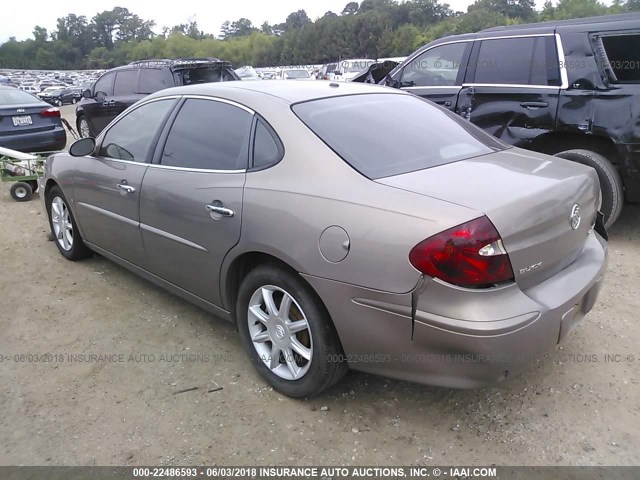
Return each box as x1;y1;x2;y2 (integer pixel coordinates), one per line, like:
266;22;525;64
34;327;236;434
554;149;624;229
45;185;91;261
77;116;92;138
236;265;347;398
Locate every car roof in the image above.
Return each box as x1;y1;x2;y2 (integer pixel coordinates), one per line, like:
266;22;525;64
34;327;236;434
148;80;402;105
423;12;640;49
482;12;640;34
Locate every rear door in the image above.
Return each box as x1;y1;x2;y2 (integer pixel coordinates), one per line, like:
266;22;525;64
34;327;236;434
73;98;178;265
139;97;253;306
394;41;472;111
459;35;563;146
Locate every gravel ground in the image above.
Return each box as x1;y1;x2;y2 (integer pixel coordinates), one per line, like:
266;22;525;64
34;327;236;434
0;106;639;466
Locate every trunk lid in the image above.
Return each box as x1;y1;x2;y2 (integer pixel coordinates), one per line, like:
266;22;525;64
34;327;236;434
0;103;59;137
377;148;600;290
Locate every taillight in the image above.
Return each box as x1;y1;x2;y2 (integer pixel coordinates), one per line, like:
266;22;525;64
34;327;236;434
409;216;514;288
40;107;60;118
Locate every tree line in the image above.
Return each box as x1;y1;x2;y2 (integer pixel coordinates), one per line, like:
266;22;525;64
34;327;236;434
1;0;638;70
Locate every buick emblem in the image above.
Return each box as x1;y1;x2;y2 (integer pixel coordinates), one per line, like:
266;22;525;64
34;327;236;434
275;324;285;339
569;204;581;230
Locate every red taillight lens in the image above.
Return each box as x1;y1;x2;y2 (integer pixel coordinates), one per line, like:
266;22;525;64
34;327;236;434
409;216;514;288
40;107;60;118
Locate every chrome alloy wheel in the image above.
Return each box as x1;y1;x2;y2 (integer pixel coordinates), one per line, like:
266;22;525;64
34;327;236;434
247;285;313;380
51;196;73;251
13;185;28;199
79;118;90;138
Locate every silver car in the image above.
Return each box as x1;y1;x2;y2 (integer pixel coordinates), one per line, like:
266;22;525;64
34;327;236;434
41;81;608;397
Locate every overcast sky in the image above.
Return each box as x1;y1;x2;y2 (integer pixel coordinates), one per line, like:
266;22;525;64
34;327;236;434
0;0;555;44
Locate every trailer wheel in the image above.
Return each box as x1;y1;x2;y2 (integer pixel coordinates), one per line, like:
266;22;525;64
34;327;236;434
27;180;38;192
10;182;33;202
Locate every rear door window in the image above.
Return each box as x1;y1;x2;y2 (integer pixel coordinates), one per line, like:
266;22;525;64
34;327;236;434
114;70;139;95
292;93;504;179
160;98;252;170
473;36;560;86
139;69;171;93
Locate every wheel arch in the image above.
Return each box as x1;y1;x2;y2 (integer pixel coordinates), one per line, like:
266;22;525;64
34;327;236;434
528;132;620;165
222;251;341;342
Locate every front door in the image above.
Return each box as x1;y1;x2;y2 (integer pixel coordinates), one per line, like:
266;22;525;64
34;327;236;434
140;97;254;306
73;98;178;265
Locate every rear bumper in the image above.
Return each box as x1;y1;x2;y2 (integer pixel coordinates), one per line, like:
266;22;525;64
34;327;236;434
302;232;608;388
0;127;66;153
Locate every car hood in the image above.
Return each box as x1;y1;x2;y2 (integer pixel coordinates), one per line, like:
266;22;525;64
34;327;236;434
376;148;601;289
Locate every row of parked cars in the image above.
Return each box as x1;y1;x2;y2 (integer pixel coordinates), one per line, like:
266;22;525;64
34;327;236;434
2;13;639;229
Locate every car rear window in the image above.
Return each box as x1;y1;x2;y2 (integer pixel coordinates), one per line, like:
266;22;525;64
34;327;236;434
292;93;505;179
0;88;41;105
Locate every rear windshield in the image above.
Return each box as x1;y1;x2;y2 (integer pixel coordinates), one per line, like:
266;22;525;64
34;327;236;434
292;93;505;179
0;88;41;105
178;67;237;84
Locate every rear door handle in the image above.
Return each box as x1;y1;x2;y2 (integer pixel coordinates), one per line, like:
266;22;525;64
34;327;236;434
102;100;115;107
520;101;549;109
435;100;452;107
206;203;234;217
116;183;135;194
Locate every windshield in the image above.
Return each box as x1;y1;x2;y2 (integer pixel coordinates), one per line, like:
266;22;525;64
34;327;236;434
284;70;310;79
293;93;506;179
0;88;41;105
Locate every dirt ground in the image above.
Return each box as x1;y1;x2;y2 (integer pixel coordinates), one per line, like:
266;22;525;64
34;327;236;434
1;108;639;466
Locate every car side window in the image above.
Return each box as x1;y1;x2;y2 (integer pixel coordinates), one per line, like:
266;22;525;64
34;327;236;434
113;70;138;95
160;99;252;170
252;119;282;169
473;36;559;86
400;43;468;87
601;34;640;83
93;72;115;96
98;99;176;162
139;69;170;94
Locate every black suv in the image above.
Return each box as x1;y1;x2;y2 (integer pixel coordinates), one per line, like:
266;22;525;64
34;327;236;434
385;13;640;227
76;58;240;138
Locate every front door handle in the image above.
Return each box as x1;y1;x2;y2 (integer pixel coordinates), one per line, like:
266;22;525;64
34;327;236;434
102;100;115;107
116;183;135;194
520;101;549;109
206;203;234;217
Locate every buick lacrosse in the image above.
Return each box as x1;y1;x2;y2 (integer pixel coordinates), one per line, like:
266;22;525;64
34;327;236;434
42;81;608;397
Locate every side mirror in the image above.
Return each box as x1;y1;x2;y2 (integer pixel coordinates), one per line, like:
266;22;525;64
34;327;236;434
69;137;96;157
82;88;92;99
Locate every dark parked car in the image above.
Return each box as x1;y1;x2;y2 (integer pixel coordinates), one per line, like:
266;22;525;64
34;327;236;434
0;86;66;152
76;58;240;138
384;13;640;227
44;87;82;106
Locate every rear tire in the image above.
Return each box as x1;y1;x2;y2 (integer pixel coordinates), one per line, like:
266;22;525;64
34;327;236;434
236;264;347;398
554;149;624;229
45;185;91;261
10;182;32;202
27;180;38;193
